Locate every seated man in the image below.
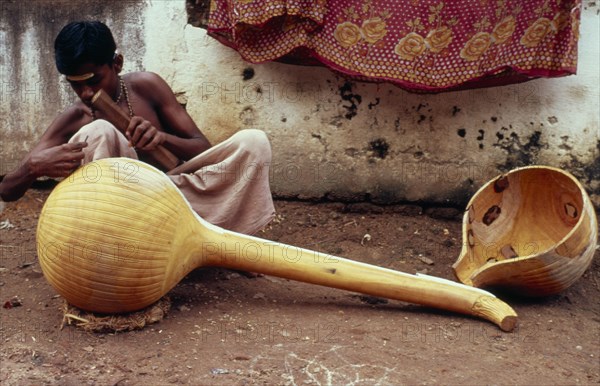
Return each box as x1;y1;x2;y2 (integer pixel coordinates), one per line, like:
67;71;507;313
0;21;274;235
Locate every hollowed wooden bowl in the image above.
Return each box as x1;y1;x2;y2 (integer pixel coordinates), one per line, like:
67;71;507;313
453;166;597;297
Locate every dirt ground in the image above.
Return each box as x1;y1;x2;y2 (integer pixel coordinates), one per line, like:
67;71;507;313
0;188;599;385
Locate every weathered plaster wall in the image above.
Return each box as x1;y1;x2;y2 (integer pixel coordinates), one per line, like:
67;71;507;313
1;1;599;208
146;1;600;207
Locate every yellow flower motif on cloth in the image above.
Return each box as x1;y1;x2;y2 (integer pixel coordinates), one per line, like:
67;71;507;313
571;15;580;41
551;12;569;32
394;32;426;61
361;17;388;44
520;17;552;48
425;26;453;53
460;32;493;61
492;16;516;44
334;21;362;48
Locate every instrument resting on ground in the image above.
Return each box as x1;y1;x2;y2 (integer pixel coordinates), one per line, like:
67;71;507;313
36;158;517;331
453;166;597;296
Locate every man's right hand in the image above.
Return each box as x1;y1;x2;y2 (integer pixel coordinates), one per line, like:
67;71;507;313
28;142;88;178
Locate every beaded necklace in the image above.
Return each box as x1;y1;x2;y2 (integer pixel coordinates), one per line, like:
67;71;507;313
91;76;133;120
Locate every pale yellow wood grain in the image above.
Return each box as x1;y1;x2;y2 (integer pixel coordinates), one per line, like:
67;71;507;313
37;158;519;331
453;166;597;297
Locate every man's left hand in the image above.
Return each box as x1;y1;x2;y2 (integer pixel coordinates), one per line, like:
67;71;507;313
125;116;166;151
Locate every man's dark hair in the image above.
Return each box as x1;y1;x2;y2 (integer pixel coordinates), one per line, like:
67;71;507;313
54;21;117;75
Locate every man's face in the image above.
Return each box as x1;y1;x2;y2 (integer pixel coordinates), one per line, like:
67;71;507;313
66;62;119;107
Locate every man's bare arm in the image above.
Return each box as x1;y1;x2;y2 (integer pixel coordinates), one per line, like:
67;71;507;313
0;107;88;201
128;72;212;161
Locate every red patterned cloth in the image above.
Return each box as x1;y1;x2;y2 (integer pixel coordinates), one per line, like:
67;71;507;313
207;0;581;92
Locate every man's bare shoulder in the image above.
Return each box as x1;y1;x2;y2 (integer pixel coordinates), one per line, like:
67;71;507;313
126;71;164;83
125;72;173;103
125;72;168;91
47;103;91;139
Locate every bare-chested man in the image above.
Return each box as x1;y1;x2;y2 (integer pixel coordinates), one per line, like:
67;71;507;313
0;21;274;234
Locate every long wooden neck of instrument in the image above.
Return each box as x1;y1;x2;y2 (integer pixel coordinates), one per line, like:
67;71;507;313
91;90;181;171
185;228;517;332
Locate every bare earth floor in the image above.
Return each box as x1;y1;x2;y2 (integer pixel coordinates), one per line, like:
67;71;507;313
0;189;599;385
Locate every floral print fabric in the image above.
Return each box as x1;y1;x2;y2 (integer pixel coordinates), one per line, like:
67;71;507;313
207;0;580;91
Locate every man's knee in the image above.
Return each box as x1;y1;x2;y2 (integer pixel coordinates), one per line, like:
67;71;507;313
77;119;122;140
71;119;136;161
230;129;271;162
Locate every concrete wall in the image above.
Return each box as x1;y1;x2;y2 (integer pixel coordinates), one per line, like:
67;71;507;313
1;1;598;208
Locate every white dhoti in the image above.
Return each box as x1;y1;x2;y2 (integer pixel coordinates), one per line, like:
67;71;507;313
69;120;275;235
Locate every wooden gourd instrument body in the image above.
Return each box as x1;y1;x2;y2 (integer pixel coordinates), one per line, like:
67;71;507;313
453;166;598;296
37;158;517;331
